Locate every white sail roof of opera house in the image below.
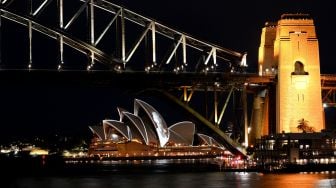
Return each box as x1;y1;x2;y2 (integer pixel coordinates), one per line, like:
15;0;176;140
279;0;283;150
133;99;169;147
197;133;224;148
89;126;105;141
123;111;159;145
103;120;130;140
117;107;128;122
168;121;195;146
89;99;224;149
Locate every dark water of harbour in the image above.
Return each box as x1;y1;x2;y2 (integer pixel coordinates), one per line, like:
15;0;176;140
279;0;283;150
7;172;336;188
2;159;336;188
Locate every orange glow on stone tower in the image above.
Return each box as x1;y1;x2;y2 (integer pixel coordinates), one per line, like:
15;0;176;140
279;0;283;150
259;14;324;133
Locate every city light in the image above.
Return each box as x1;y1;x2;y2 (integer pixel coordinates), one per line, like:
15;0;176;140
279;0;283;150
29;148;49;156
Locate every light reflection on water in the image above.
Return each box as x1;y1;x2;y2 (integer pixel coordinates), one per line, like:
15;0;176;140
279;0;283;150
4;160;336;188
10;172;336;188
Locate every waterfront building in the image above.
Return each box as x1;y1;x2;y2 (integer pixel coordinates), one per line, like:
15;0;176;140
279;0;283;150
88;99;229;159
254;132;336;169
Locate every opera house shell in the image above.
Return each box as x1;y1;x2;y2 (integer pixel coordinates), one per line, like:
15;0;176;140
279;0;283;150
88;99;227;158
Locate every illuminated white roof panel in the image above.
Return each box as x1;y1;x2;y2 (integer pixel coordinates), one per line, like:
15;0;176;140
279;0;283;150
122;111;145;144
168;121;195;146
134;99;169;147
103;120;129;140
123;112;149;145
197;133;223;147
117;107;127;122
89;126;105;140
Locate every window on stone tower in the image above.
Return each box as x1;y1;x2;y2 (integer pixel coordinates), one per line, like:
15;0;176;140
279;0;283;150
292;61;308;75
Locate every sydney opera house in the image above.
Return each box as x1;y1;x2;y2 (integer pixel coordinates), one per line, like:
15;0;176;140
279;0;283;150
88;99;228;159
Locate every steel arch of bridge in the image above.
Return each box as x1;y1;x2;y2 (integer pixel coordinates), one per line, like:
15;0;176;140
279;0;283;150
0;0;246;73
0;0;251;157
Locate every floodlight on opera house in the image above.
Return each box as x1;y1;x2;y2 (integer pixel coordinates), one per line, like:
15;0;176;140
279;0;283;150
89;99;224;149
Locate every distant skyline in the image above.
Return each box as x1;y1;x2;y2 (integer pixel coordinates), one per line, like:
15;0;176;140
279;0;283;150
0;0;335;142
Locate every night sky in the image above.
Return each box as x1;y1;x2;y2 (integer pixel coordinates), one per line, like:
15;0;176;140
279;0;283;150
0;0;335;142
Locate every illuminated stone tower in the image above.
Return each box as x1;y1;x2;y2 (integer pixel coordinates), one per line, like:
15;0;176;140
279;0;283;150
258;13;324;133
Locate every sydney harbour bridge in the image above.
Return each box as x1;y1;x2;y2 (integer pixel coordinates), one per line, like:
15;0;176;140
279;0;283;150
1;0;335;157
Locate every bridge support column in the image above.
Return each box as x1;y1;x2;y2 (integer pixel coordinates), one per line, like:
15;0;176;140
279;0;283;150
249;90;268;146
57;0;64;70
243;85;248;147
88;0;95;70
262;90;270;136
214;88;218;126
28;20;32;69
121;8;126;65
259;14;324;133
